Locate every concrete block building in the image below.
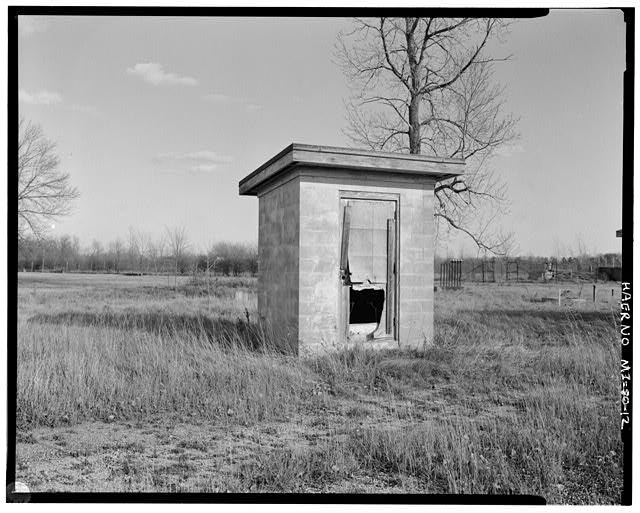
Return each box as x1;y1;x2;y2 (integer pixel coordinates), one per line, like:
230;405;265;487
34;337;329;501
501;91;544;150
239;144;464;354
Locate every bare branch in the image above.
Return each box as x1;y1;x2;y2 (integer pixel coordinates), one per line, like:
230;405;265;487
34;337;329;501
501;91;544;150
18;119;80;245
337;17;518;254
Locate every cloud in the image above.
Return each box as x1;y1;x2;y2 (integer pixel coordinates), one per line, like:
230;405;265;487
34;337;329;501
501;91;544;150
204;92;262;112
69;103;104;118
18;16;47;37
19;89;105;118
153;151;233;164
126;63;198;87
188;164;219;173
152;150;233;173
19;89;62;105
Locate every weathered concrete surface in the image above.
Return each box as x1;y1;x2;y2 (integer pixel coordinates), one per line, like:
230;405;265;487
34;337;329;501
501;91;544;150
297;170;435;352
257;177;300;352
298;179;341;353
239;143;463;196
243;146;462;355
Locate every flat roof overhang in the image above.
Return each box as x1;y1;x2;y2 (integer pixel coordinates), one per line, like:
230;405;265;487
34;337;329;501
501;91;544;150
239;143;465;196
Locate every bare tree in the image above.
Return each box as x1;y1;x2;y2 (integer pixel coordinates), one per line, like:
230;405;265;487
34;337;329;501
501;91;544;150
18;119;80;245
127;227;140;272
39;237;54;272
108;238;125;273
165;226;189;286
500;234;520;264
127;226;149;273
140;231;153;273
57;234;76;272
336;17;518;254
147;234;166;274
18;236;39;272
89;239;102;272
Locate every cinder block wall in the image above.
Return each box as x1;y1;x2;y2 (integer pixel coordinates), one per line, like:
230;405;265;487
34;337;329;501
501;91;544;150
258;177;300;351
298;179;341;353
397;185;434;349
297;171;435;353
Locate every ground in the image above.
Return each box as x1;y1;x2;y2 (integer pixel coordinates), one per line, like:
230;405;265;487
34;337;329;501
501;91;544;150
14;272;623;502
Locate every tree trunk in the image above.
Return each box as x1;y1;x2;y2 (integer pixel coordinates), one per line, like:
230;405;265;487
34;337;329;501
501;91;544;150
405;20;422;155
408;94;422;154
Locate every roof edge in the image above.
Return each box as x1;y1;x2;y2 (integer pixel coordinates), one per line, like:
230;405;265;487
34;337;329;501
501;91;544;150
239;143;465;196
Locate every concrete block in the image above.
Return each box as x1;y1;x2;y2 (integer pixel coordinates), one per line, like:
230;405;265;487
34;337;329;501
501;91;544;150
241;145;463;354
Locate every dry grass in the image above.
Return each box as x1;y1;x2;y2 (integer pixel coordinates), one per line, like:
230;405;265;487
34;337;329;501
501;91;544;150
15;273;623;502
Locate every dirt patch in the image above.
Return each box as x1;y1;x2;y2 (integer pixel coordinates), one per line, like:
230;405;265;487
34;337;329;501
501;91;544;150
15;387;451;493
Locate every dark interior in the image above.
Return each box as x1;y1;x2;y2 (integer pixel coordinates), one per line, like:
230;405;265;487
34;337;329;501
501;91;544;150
349;287;385;324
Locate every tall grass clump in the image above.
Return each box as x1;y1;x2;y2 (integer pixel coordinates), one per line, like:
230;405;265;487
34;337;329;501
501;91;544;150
16;276;623;501
17;317;314;428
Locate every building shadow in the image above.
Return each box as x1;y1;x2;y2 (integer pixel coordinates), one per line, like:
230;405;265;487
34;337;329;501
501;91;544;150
27;310;282;353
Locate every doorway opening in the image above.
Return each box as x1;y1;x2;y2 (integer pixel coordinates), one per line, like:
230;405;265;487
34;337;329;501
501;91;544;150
339;195;398;342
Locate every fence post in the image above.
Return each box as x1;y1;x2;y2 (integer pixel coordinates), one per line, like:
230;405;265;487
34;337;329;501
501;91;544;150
454;260;457;287
452;260;458;287
593;284;596;303
451;260;454;287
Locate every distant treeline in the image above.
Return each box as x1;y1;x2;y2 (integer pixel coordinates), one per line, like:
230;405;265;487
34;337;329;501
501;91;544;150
18;231;622;280
17;231;258;276
435;253;623;283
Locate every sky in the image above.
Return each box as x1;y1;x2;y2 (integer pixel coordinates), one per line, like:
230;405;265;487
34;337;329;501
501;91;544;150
17;10;626;257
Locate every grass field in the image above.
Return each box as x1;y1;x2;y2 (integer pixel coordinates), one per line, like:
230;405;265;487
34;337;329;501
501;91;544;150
15;272;623;502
